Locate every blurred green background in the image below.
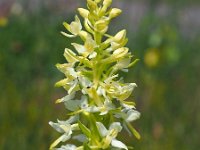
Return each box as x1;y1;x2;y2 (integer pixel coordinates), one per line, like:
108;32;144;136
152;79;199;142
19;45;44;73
0;0;200;149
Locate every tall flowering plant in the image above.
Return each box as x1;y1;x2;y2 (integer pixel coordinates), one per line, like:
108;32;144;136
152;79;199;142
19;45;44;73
49;0;140;149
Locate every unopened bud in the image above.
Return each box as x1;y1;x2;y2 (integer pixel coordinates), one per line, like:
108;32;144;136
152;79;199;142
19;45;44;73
109;8;122;19
95;20;108;33
114;29;126;43
95;0;102;3
78;8;89;18
113;47;129;58
103;0;112;8
87;0;97;10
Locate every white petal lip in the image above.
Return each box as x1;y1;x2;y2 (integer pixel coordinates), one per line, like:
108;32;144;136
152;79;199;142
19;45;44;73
56;144;77;150
111;139;128;150
72;43;86;54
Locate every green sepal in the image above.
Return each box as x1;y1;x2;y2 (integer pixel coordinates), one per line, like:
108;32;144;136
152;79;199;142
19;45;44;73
78;121;91;138
83;143;91;150
128;58;139;68
89;114;101;141
126;122;141;140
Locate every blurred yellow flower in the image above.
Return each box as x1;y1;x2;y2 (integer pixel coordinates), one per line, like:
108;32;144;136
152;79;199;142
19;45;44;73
0;17;8;27
144;48;159;68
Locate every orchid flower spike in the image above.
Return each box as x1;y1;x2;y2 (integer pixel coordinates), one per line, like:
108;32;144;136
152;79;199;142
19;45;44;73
50;0;141;149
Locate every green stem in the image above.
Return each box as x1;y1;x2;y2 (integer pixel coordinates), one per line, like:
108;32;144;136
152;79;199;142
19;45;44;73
94;32;102;45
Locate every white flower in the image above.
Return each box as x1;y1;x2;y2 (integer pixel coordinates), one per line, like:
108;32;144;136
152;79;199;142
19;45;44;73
64;48;79;64
64;95;86;111
111;139;128;150
78;76;92;89
56;92;75;104
114;58;131;72
55;144;77;150
96;122;128;150
61;16;82;38
56;62;81;94
102;76;137;101
71;35;97;58
49;116;79;149
62;94;99;113
99;99;115;115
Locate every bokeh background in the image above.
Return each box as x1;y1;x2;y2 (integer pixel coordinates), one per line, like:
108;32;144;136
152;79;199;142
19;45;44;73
0;0;200;149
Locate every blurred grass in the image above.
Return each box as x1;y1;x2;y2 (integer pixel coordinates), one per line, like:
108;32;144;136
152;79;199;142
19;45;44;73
0;1;200;150
0;13;73;149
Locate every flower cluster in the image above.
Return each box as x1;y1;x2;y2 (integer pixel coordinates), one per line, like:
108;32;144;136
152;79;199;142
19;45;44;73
49;0;140;149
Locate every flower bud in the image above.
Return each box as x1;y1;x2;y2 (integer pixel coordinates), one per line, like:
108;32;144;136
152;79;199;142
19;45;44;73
114;29;126;43
87;0;97;10
103;0;112;8
109;8;122;19
113;47;129;58
78;8;89;18
94;20;108;34
95;0;102;3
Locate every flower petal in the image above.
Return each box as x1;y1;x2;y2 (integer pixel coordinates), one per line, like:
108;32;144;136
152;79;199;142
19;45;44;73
72;134;87;142
56;144;77;150
111;139;128;150
109;122;122;133
126;109;140;122
96;122;108;137
72;43;86;54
